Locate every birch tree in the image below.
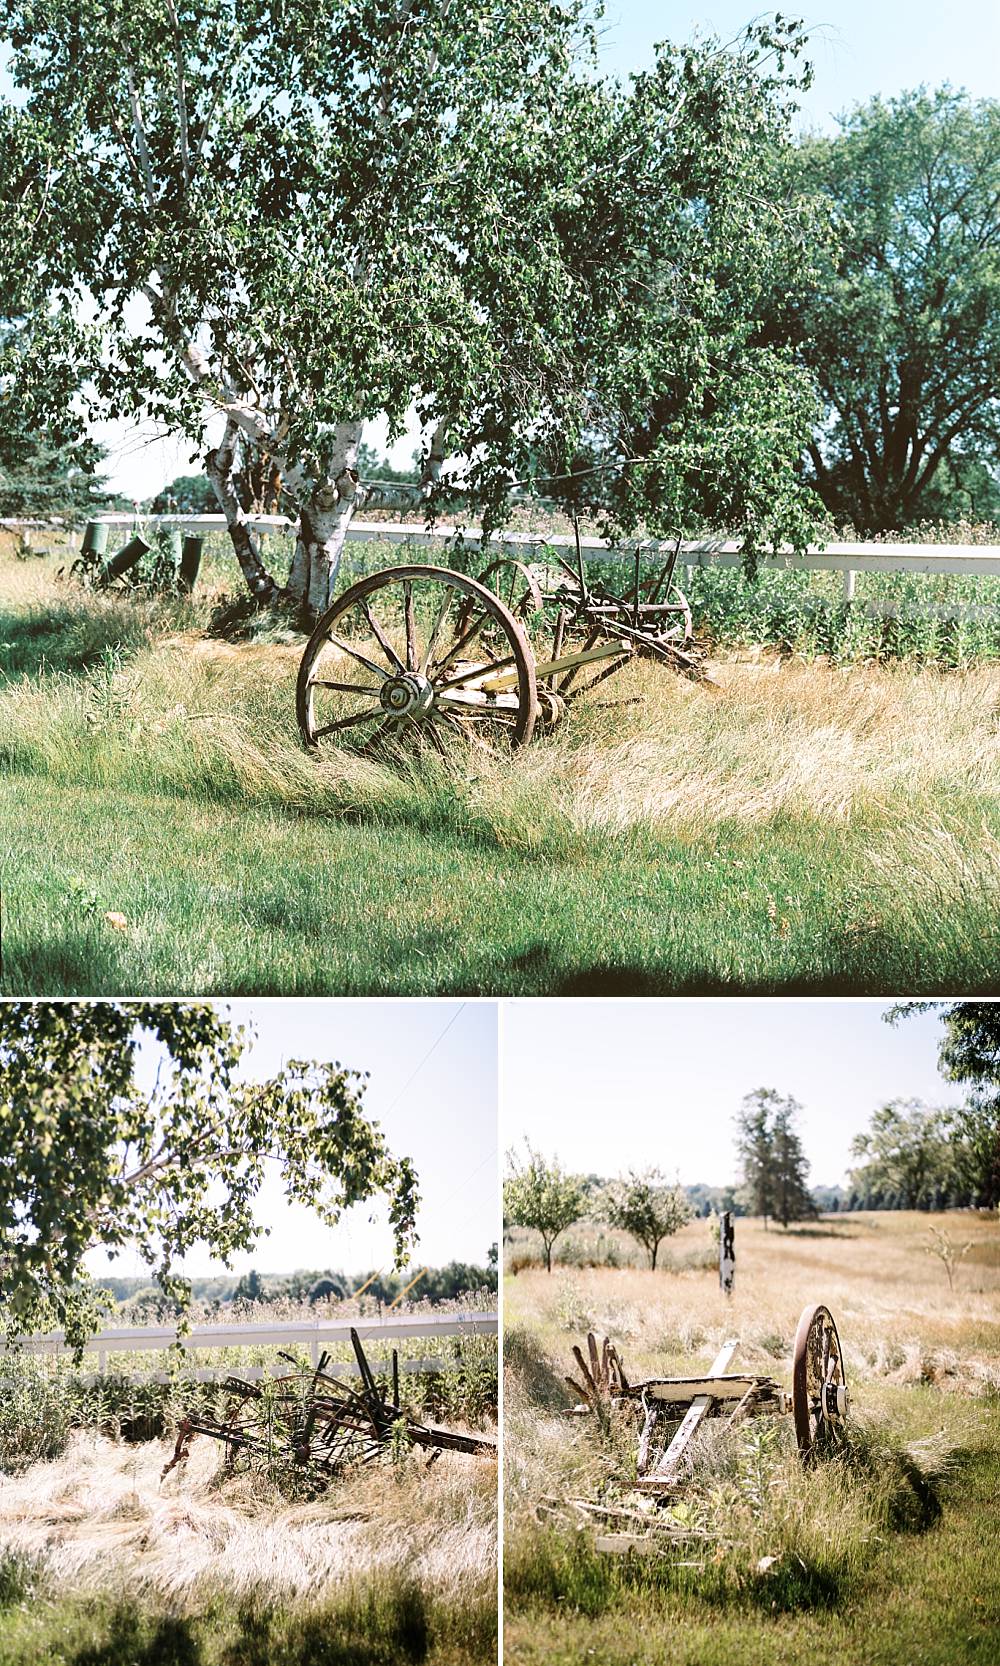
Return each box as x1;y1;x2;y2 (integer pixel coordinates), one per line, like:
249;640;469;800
1;4;825;612
0;1002;419;1355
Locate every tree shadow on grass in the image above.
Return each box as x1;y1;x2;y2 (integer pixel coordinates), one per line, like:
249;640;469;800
500;947;998;997
0;934;122;998
70;1607;202;1666
0;597;160;681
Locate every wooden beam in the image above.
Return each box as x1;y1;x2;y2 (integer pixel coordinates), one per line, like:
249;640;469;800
639;1340;738;1491
636;1373;767;1404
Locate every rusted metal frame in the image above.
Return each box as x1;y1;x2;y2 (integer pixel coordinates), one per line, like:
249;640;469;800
644;537;682;606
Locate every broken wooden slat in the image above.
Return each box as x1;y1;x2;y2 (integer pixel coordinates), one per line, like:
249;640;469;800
628;1373;765;1403
639;1340;738;1491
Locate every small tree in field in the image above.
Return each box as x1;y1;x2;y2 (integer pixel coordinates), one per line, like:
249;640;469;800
597;1169;692;1269
736;1088;815;1228
503;1146;584;1273
923;1225;973;1293
0;1002;418;1355
1;6;824;612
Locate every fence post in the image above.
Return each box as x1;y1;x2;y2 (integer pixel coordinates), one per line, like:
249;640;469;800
842;569;856;602
719;1211;735;1297
179;534;204;593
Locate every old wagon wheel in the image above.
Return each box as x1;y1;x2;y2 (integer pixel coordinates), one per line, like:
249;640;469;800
791;1304;849;1461
475;558;545;621
297;565;538;753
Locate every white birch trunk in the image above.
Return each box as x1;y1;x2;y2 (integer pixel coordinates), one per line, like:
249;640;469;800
285;421;364;617
205;419;277;599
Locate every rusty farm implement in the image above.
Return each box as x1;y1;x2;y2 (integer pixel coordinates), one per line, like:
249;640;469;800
296;531;713;757
564;1306;849;1552
162;1327;496;1485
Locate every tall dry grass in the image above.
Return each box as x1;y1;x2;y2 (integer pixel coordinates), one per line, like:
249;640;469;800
0;1430;496;1608
504;1212;999;1613
4;585;1000;838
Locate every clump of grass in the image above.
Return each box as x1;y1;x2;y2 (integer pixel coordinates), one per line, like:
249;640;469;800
0;1549;39;1610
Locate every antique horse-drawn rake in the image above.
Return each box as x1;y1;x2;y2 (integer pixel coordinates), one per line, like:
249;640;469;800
162;1327;496;1484
296;533;712;756
565;1305;848;1538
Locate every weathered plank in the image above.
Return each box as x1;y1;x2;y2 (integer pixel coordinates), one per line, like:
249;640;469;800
639;1340;738;1490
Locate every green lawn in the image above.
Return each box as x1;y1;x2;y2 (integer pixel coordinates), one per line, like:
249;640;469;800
2;549;999;994
2;771;999;994
505;1426;1000;1666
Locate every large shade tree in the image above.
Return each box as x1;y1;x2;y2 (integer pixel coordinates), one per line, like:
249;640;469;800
0;1002;419;1354
764;89;1000;532
1;4;823;613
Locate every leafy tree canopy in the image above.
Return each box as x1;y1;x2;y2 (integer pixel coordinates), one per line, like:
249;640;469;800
503;1144;584;1273
596;1168;692;1269
764;88;1000;532
0;1002;419;1355
1;3;825;608
888;1003;1000;1207
849;1098;957;1210
735;1086;815;1228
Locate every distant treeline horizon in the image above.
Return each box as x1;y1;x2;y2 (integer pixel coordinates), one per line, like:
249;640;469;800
95;1254;498;1317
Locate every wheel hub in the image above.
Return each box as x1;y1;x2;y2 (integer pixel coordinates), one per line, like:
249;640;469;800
379;672;434;719
822;1382;849;1418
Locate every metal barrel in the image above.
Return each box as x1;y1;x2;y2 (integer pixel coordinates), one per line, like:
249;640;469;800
179;534;204;592
81;520;109;559
102;533;151;581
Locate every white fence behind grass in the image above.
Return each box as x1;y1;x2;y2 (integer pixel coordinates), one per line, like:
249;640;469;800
9;513;1000;618
12;1310;497;1383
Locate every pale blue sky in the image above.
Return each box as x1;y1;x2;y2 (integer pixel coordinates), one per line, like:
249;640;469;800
4;3;998;496
595;3;1000;127
501;1000;961;1190
87;1000;498;1282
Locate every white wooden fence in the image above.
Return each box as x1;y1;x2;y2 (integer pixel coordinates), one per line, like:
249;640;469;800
8;513;1000;618
11;1310;497;1384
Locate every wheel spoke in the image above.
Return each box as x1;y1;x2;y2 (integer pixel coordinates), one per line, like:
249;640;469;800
313;705;384;739
358;599;405;674
437;651;517;692
326;633;391;680
430;610;492;678
359;718;401;757
404;581;418;671
420;591;454;675
424;719;448;756
312;679;382;695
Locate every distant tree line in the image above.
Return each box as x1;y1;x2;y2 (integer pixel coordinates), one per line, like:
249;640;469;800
103;1255;498;1320
505;1006;999;1272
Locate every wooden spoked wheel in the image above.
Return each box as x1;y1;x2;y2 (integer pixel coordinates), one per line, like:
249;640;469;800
791;1303;849;1460
297;565;538;754
475;558;545;621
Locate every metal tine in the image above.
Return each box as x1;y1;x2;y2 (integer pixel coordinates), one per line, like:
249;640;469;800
587;1331;601;1388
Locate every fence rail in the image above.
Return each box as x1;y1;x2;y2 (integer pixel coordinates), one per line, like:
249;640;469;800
8;513;1000;614
11;1310;498;1376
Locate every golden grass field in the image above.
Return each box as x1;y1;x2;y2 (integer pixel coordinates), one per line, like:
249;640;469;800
504;1211;1000;1666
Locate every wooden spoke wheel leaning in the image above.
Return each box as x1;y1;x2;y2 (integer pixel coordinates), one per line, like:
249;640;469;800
474;557;545;621
297;565;538;755
791;1303;849;1461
